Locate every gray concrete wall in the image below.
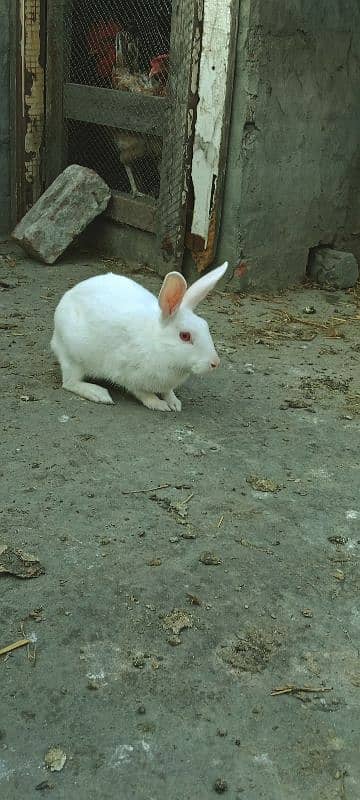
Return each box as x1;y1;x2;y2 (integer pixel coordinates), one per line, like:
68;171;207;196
214;0;360;290
0;0;10;235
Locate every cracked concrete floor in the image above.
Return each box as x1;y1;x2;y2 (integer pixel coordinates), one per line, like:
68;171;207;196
0;242;360;799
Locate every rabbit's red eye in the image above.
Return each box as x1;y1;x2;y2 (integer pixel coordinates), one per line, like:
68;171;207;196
180;331;192;343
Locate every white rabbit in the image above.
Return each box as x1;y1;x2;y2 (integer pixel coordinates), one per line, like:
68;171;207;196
50;261;228;411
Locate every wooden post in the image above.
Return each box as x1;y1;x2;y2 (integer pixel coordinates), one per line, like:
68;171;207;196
9;0;46;224
157;0;203;272
23;0;45;207
45;0;67;185
9;0;25;225
188;0;239;271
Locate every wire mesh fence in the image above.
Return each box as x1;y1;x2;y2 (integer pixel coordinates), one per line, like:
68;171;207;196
64;0;172;197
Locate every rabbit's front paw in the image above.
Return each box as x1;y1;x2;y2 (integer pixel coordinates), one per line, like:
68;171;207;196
163;390;182;412
134;391;171;412
84;385;114;404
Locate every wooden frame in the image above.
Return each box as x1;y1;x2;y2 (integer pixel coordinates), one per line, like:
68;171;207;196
107;193;157;234
63;85;167;135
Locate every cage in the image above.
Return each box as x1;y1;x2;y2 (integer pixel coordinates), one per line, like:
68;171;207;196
45;0;204;271
65;1;171;198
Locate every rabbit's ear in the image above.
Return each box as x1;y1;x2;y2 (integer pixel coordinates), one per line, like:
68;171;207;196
158;271;187;318
181;262;228;311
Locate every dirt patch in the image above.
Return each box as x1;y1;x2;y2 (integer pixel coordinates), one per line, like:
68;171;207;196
218;628;282;674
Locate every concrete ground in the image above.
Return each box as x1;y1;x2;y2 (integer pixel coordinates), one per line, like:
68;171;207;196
0;241;359;800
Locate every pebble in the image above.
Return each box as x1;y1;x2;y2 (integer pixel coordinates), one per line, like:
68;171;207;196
214;778;228;793
167;636;182;646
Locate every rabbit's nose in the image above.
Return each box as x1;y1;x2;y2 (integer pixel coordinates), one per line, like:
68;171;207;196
210;355;220;369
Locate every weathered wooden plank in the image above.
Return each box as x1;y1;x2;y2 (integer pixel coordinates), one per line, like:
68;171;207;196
157;0;203;271
106;192;157;234
23;0;45;208
63;84;167;136
45;0;67;185
189;0;239;271
9;0;25;225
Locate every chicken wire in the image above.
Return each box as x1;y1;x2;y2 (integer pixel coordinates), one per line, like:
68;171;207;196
65;0;172;197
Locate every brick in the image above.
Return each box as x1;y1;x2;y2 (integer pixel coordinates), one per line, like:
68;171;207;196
12;165;111;264
308;246;359;290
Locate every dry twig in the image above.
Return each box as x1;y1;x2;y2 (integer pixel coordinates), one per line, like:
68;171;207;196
122;483;170;495
271;684;332;696
0;638;30;657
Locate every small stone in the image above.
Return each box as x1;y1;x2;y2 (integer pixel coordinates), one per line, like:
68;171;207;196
302;608;313;618
328;536;348;546
246;475;282;493
169;536;179;543
235;738;241;746
137;705;146;715
199;551;222;565
308;246;359;289
35;781;55;791
87;679;100;690
12;165;111;264
147;558;162;566
132;655;145;668
167;636;182;646
44;746;67;772
214;778;228;793
303;306;317;315
186;593;202;606
217;728;228;737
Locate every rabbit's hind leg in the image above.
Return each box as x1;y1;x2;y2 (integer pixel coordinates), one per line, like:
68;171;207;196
58;354;113;405
51;330;113;404
62;366;114;404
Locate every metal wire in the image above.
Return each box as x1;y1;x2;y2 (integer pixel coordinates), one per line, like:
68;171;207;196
65;0;171;196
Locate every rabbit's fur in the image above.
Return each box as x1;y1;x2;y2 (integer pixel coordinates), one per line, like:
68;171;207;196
50;262;228;411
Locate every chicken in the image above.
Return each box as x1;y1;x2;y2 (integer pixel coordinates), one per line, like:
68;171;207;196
86;22;167;196
109;129;162;196
110;32;163;195
112;31;154;93
149;53;169;96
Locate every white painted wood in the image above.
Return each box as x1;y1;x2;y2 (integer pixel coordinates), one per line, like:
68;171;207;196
190;0;232;246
